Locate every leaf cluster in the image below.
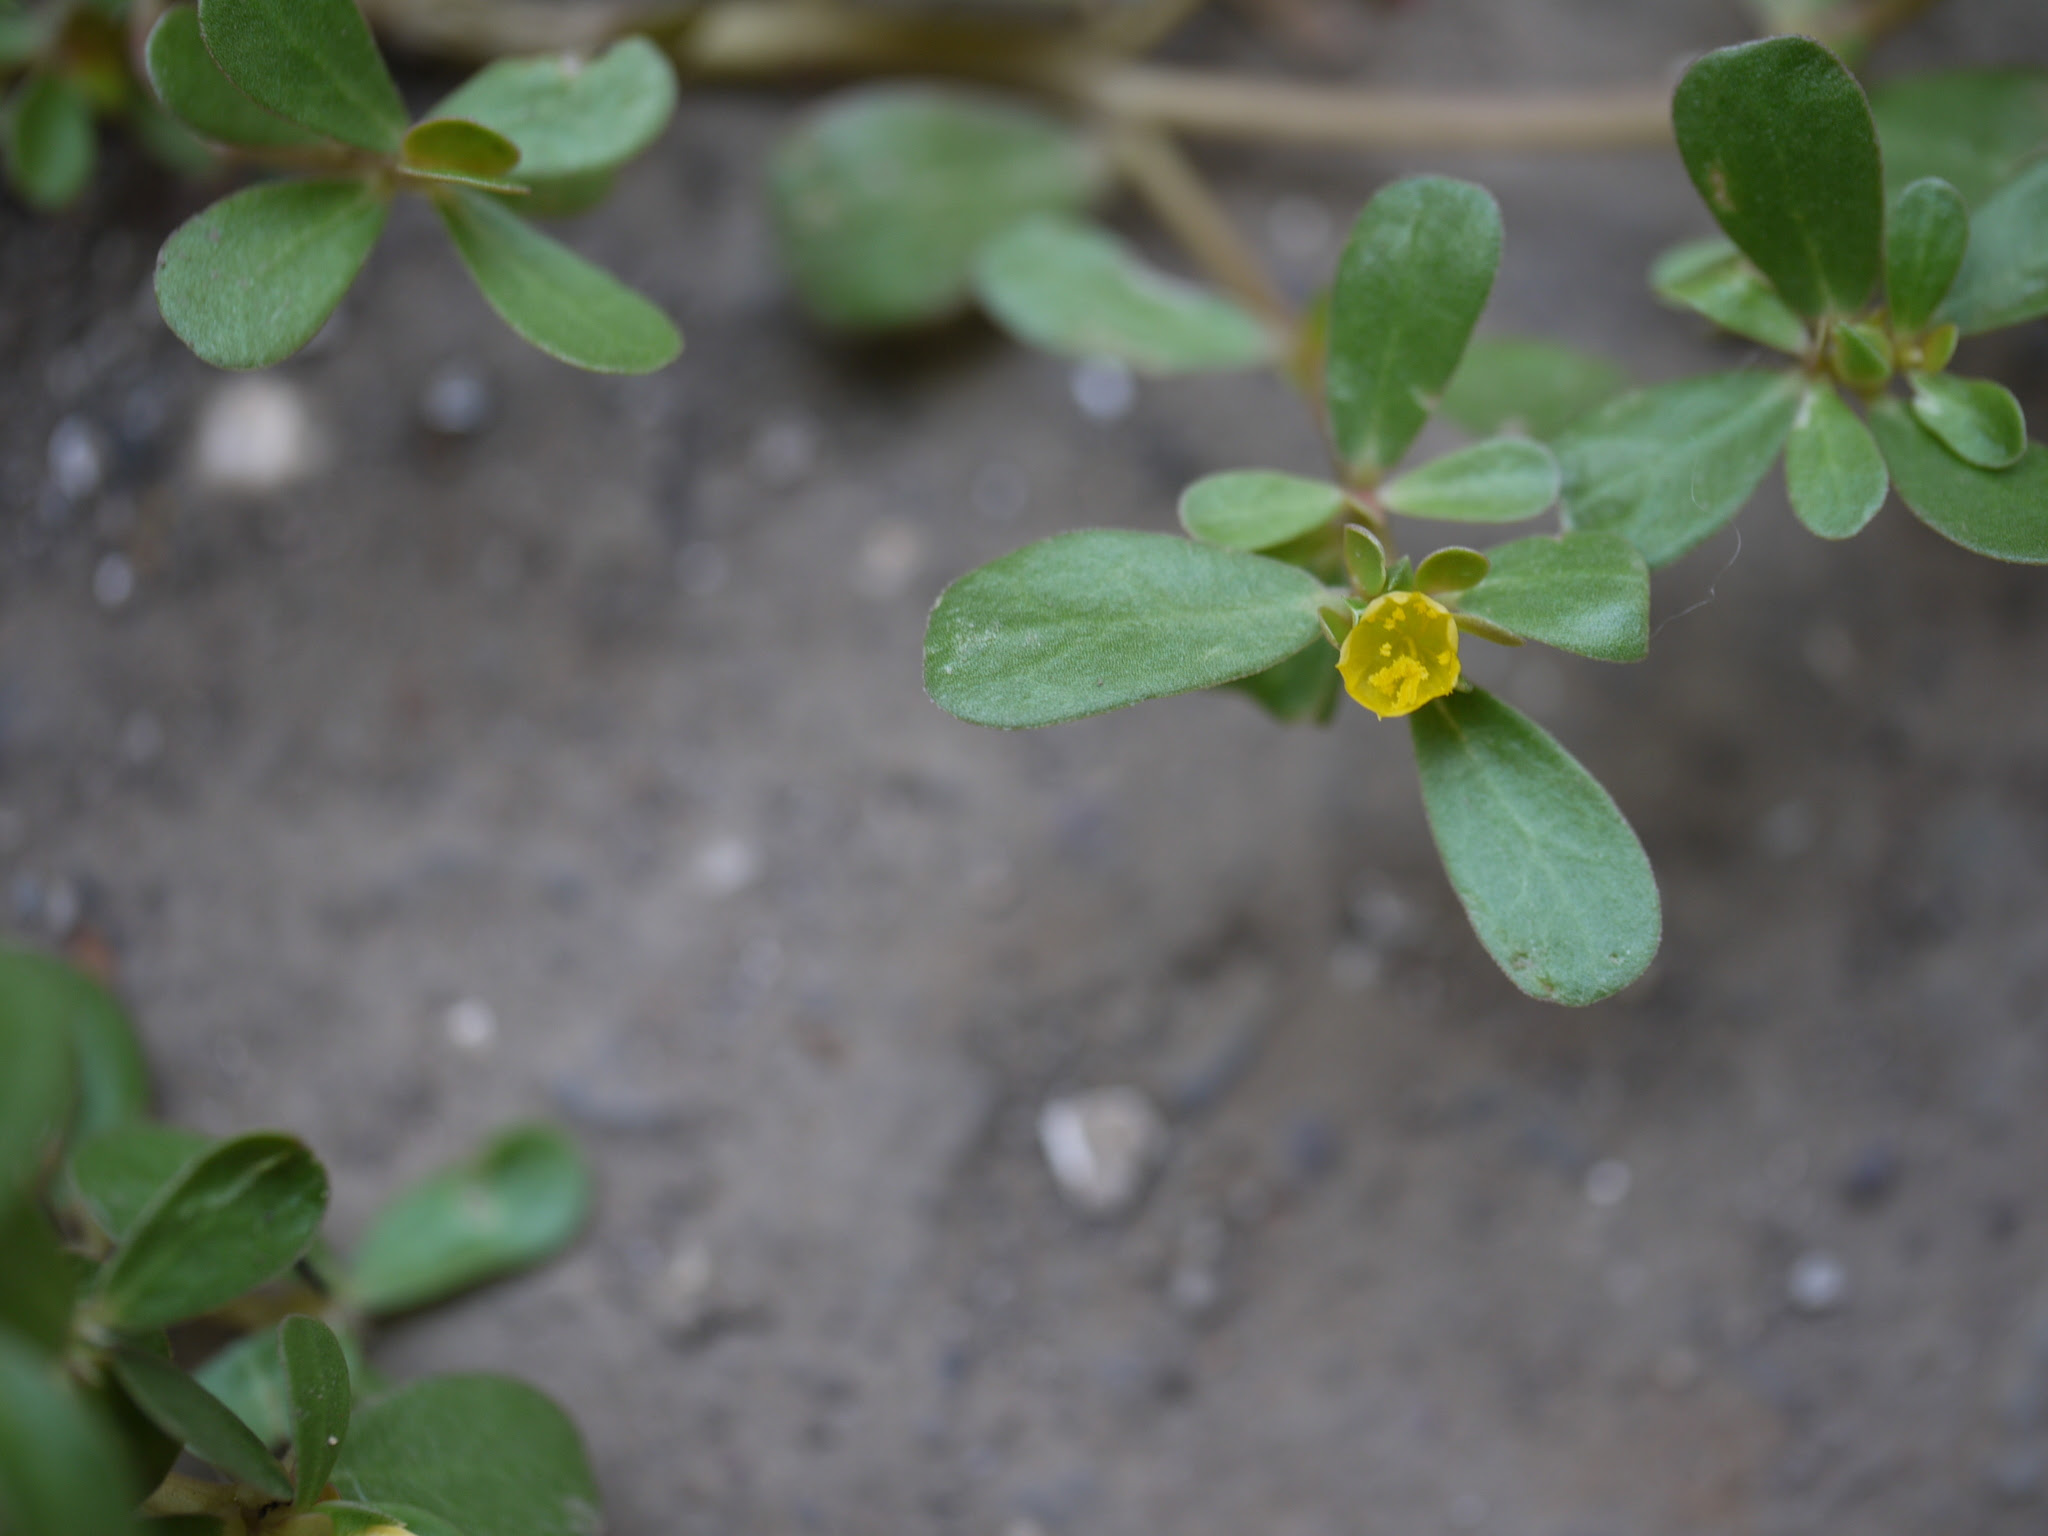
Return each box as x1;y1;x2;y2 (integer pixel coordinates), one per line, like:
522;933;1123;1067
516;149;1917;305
0;945;599;1536
146;0;681;371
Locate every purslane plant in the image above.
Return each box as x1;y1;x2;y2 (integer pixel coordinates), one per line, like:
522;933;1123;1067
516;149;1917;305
0;946;600;1536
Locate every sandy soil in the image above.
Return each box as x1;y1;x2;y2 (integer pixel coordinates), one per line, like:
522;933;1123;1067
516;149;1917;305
8;3;2048;1532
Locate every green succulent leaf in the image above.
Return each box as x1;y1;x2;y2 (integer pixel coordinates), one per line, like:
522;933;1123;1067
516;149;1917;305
1414;547;1489;594
1226;640;1341;724
68;1123;213;1242
94;1133;328;1331
1870;69;2048;207
1784;383;1888;540
1411;688;1660;1006
196;0;406;155
1450;531;1649;662
401;117;523;191
1672;35;1884;317
1885;177;1970;333
347;1123;592;1316
1941;160;2048;334
924;530;1329;728
769;85;1105;329
1325;176;1501;479
1908;371;2027;469
0;1197;77;1356
1378;437;1560;524
333;1375;602;1536
1438;335;1629;441
1648;237;1810;353
0;948;147;1158
1556;370;1802;567
1343;523;1388;595
1869;395;2048;562
431;37;678;189
156;177;390;369
436;188;682;373
4;73;95;211
0;12;53;68
281;1315;351;1507
0;1331;137;1536
112;1346;292;1500
196;1319;369;1448
145;7;325;150
1178;469;1347;552
0;976;72;1192
973;216;1275;374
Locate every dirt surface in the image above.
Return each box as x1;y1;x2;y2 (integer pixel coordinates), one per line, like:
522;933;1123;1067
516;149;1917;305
9;4;2048;1533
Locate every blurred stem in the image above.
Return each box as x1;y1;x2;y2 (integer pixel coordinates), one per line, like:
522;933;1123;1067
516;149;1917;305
1108;124;1291;327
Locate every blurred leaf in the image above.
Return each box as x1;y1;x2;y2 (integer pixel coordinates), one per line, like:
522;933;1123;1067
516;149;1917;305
1413;547;1489;595
1379;437;1559;523
1648;237;1810;353
93;1367;183;1506
1829;319;1894;392
1556;370;1801;566
1941;160;2048;333
0;12;53;68
432;37;675;190
347;1123;591;1316
1885;177;1969;333
1870;395;2048;562
1451;531;1648;662
334;1375;602;1536
1438;335;1628;440
0;967;72;1190
197;1317;367;1447
1411;688;1659;1006
402;117;523;191
196;0;405;154
436;188;681;373
126;96;223;177
0;1330;137;1536
156;177;390;369
69;1123;212;1242
1325;176;1500;478
1225;641;1340;723
4;73;94;210
145;6;324;150
924;530;1328;728
0;1196;76;1355
281;1315;349;1506
1870;69;2048;206
1673;36;1881;317
94;1133;327;1331
0;950;148;1146
1909;371;2026;468
1178;469;1346;552
769;85;1104;329
973;217;1274;374
112;1345;292;1500
1784;383;1887;539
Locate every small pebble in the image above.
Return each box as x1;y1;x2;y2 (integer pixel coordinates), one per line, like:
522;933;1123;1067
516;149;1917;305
693;835;760;896
851;519;927;601
445;997;498;1051
1788;1250;1848;1314
1038;1086;1167;1217
48;416;104;501
1070;358;1136;422
418;364;495;436
1584;1159;1633;1208
92;554;135;610
193;377;322;492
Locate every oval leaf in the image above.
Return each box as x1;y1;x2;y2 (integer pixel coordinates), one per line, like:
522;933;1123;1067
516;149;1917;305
68;1123;213;1243
281;1316;350;1506
1672;36;1883;317
1379;437;1560;523
0;1197;78;1356
436;188;681;373
4;74;94;211
1870;395;2048;562
347;1124;591;1316
430;38;677;187
1450;530;1648;662
196;1319;368;1449
1784;383;1888;540
769;85;1105;330
0;949;148;1148
196;0;406;155
1411;687;1660;1005
94;1133;327;1331
1439;336;1628;441
1414;547;1489;594
403;118;521;184
924;530;1329;728
0;1332;137;1536
145;7;325;150
1909;371;2027;468
333;1375;601;1536
1938;158;2048;333
1326;176;1501;478
1648;237;1810;353
973;217;1274;374
0;978;72;1191
112;1346;292;1500
1556;370;1801;567
1885;177;1969;333
1871;69;2048;207
1179;469;1347;551
156;177;389;370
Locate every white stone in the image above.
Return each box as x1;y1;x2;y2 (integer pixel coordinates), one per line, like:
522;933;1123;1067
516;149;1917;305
193;377;323;492
1038;1087;1167;1217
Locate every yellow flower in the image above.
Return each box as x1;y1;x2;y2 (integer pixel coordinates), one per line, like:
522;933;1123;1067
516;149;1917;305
1337;590;1460;718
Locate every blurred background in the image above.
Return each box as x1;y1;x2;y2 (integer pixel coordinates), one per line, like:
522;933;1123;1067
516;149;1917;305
6;1;2048;1531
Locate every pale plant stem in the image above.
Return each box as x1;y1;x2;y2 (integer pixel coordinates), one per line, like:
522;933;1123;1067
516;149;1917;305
1106;123;1293;328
